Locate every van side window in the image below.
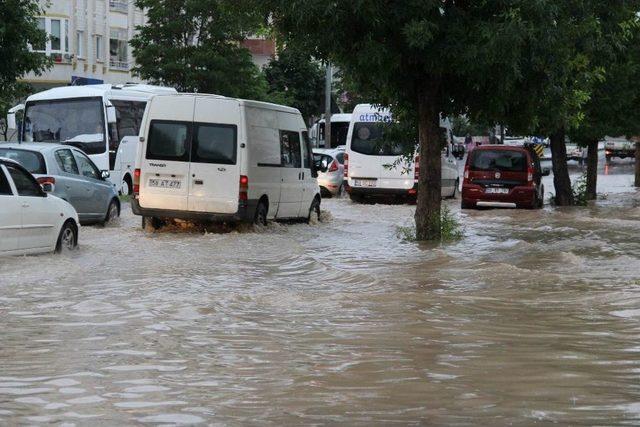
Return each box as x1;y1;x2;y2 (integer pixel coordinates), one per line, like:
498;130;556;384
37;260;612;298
192;123;237;165
280;131;301;168
147;120;190;161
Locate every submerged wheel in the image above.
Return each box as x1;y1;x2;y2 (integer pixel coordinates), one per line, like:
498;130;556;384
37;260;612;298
142;216;163;231
55;220;78;253
254;201;268;226
120;177;132;196
104;199;120;224
307;197;321;223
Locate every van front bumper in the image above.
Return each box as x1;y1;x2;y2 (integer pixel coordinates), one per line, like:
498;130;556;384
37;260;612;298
131;198;258;223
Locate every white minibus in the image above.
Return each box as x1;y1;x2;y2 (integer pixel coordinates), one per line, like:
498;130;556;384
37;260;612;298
344;104;459;203
309;113;352;148
8;84;176;195
131;94;321;228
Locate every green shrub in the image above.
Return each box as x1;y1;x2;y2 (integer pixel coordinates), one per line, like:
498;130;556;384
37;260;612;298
396;206;464;242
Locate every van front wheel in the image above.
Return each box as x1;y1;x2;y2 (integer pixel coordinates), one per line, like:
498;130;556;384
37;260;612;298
254;201;268;226
307;197;321;224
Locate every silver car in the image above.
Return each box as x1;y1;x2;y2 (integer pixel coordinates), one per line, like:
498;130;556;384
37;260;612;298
313;148;345;197
0;143;120;225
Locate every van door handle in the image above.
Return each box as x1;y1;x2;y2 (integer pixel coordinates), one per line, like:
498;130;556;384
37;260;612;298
194;179;204;185
22;203;30;208
301;172;305;180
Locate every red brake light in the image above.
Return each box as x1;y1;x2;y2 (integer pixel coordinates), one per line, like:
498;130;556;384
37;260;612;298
414;155;420;181
328;160;339;172
133;168;141;194
36;176;56;185
343;153;349;178
464;165;469;180
239;175;249;201
527;166;534;183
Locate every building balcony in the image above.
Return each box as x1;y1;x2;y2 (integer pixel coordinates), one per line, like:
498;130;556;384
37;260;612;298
109;59;130;71
109;0;128;13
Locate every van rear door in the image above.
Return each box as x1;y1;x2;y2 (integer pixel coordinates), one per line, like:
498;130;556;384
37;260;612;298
188;97;241;214
138;96;194;211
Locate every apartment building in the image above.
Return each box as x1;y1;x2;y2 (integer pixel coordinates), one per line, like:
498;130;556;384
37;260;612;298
21;0;145;89
23;1;275;90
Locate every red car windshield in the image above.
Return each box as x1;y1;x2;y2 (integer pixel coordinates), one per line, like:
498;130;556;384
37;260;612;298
470;150;527;172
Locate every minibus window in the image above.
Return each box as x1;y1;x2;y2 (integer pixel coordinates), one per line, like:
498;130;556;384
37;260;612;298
192;123;237;165
147;121;190;161
302;130;317;177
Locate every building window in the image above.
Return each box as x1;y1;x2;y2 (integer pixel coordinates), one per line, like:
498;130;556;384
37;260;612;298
32;17;71;61
76;31;85;58
95;35;103;61
109;0;129;13
33;18;46;51
109;28;128;70
50;19;61;50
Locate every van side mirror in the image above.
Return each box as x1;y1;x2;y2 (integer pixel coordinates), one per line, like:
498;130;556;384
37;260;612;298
101;170;111;180
7;104;24;131
542;167;551;176
106;104;117;124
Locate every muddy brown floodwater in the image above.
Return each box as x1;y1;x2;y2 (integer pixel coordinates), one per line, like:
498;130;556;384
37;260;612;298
1;157;640;425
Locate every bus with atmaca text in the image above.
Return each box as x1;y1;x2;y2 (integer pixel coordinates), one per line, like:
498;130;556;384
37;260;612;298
6;84;176;195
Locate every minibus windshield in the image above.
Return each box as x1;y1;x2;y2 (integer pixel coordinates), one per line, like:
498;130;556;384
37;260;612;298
22;97;106;155
350;122;403;156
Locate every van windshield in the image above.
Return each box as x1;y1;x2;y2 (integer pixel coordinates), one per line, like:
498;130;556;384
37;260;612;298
350;122;403;156
471;150;527;172
22;97;106;155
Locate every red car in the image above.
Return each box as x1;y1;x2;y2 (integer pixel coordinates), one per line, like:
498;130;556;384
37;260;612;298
461;145;549;209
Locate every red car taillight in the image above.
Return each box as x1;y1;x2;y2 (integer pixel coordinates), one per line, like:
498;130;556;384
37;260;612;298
527;166;534;184
36;176;56;185
328;160;339;172
414;155;420;181
239;175;249;201
133;168;141;194
463;165;469;181
343;153;349;178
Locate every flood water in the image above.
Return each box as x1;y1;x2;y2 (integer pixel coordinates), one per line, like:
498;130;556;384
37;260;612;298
1;155;639;425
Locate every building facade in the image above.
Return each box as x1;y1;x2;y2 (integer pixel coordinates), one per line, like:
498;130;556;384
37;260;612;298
23;0;146;89
24;1;276;90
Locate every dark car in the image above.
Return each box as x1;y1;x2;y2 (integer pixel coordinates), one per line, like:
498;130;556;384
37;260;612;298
461;145;550;209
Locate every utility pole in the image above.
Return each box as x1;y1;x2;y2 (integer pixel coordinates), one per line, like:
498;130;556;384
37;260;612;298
324;63;332;148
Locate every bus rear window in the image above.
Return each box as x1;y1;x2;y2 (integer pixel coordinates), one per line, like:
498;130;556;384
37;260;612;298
146;121;190;161
0;149;46;174
471;150;527;172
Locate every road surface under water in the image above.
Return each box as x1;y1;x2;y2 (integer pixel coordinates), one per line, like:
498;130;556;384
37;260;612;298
0;157;639;425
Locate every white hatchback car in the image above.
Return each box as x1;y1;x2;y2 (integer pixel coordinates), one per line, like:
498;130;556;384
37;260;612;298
0;157;79;256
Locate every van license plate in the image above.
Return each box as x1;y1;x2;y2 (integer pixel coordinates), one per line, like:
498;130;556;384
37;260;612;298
353;179;376;188
149;179;181;189
486;187;509;194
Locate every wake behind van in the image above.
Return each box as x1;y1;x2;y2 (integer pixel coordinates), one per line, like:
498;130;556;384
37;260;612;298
131;94;321;228
344;104;459;203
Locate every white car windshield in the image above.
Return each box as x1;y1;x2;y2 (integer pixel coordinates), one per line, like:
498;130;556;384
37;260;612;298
22;97;106;154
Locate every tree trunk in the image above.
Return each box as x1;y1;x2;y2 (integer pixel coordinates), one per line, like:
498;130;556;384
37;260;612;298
635;142;640;188
414;84;442;241
585;139;598;200
549;127;574;206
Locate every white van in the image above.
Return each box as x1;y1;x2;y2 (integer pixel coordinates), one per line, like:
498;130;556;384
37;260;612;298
131;94;321;227
344;104;459;203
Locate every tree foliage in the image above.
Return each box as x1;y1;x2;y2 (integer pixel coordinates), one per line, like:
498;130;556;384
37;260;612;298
131;0;267;98
263;45;325;123
266;0;568;240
